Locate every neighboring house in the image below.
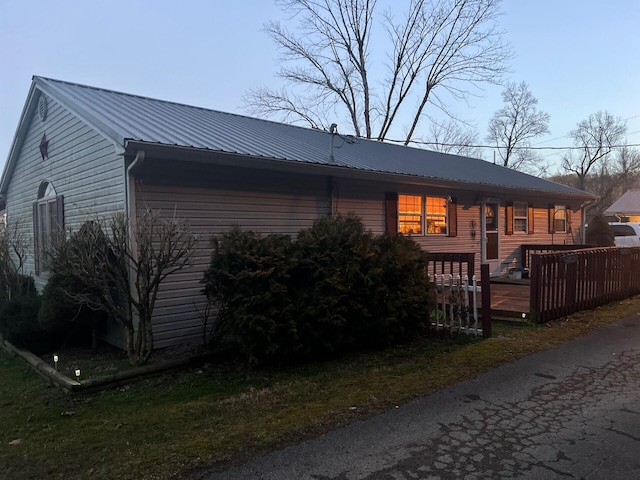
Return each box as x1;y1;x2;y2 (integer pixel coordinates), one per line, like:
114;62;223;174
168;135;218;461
604;189;640;222
0;76;596;349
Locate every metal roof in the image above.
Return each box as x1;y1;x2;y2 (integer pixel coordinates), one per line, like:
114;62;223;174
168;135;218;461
604;190;640;214
2;76;595;199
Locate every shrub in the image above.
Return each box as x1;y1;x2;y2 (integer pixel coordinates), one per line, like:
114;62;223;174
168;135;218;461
586;214;615;246
0;287;46;353
292;214;378;357
368;234;432;346
202;227;298;364
203;215;433;366
38;271;106;348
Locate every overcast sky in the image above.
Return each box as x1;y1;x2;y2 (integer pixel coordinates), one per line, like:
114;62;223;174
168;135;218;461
1;0;639;175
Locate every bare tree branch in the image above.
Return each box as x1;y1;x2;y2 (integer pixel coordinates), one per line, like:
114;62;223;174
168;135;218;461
245;0;512;144
486;81;550;171
50;210;197;366
562;111;628;191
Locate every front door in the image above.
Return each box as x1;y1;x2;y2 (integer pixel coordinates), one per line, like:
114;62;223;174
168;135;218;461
483;203;500;275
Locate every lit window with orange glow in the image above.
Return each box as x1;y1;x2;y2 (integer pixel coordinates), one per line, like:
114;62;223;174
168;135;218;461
398;194;422;234
426;196;448;234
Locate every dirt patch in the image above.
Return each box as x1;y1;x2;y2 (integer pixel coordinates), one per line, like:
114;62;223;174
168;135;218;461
39;342;206;380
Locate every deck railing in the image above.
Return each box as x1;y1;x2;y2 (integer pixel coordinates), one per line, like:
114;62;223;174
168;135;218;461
521;244;596;271
428;255;491;337
529;247;640;322
428;252;474;279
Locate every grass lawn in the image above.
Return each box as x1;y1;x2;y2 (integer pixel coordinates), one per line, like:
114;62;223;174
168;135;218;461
2;296;640;480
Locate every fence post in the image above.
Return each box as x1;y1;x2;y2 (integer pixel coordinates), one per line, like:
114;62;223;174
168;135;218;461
481;263;491;338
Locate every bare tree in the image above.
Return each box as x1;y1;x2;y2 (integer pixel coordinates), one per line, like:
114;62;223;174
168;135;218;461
427;118;483;158
0;220;28;301
486;81;550;172
246;0;512;145
50;210;196;366
586;146;640;215
562;111;627;191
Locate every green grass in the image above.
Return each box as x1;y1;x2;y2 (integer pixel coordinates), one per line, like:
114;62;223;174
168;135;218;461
2;296;640;480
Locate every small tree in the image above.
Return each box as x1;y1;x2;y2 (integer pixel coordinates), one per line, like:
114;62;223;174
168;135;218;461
585;214;614;247
50;210;196;365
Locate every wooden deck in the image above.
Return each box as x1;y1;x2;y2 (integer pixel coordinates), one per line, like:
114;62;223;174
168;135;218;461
479;278;531;321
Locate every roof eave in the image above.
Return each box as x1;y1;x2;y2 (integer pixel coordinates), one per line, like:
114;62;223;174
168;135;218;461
124;140;597;204
0;82;39;194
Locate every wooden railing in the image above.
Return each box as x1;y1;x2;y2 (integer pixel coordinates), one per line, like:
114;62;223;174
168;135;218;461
521;244;596;271
428;252;474;280
529;247;640;323
428;253;491;337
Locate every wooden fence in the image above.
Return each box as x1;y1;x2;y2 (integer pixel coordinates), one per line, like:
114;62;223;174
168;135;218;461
529;247;640;322
428;252;475;279
521;244;596;271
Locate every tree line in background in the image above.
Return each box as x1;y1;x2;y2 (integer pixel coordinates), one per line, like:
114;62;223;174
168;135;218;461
248;0;639;219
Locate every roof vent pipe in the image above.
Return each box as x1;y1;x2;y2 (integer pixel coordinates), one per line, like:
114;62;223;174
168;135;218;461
329;123;337;163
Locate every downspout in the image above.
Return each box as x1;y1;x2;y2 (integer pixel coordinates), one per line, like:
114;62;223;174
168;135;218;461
125;150;145;220
580;199;595;243
125;150;145;337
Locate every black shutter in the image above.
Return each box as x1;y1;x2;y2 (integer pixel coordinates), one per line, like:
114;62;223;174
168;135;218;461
385;192;398;235
33;202;40;275
447;196;457;237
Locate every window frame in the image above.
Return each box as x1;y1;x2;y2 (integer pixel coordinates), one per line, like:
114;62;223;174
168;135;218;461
554;205;567;233
33;182;64;275
513;201;529;234
398;194;449;236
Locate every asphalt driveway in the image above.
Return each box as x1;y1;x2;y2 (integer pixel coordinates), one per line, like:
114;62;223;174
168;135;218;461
202;315;640;479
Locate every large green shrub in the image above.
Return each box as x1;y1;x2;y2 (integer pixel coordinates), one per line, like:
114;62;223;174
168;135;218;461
292;214;379;357
0;276;47;353
586;214;615;246
203;215;433;365
38;271;106;348
368;234;432;346
203;227;298;364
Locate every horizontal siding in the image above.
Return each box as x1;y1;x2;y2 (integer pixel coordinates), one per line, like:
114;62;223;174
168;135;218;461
4;94;125;340
137;164;329;349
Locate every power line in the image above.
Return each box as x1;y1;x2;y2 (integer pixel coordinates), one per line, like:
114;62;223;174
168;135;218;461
388;140;640;150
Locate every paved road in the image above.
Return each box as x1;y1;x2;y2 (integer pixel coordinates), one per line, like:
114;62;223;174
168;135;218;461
203;316;640;479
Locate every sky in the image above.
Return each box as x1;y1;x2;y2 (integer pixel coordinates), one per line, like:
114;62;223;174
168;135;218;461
1;0;639;176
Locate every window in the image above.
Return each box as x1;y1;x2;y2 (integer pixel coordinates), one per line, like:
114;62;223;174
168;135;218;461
514;202;528;233
398;194;422;234
33;182;64;274
554;205;566;233
426;196;448;235
398;194;449;235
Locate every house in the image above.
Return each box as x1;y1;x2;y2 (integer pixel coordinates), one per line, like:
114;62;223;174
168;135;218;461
0;76;597;349
604;189;640;222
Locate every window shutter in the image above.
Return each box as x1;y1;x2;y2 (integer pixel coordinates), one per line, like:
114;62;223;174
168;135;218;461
385;192;398;235
447;196;457;237
505;201;514;235
33;202;40;275
528;203;534;235
548;204;555;234
566;206;572;232
55;195;65;233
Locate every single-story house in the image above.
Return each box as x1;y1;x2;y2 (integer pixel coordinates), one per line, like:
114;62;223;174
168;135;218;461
604;189;640;222
0;76;596;349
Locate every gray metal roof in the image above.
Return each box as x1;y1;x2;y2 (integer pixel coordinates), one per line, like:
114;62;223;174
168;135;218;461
604;189;640;214
4;76;595;199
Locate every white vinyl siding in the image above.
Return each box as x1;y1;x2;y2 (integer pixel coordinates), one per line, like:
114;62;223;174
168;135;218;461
4;93;125;291
136;163;329;348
